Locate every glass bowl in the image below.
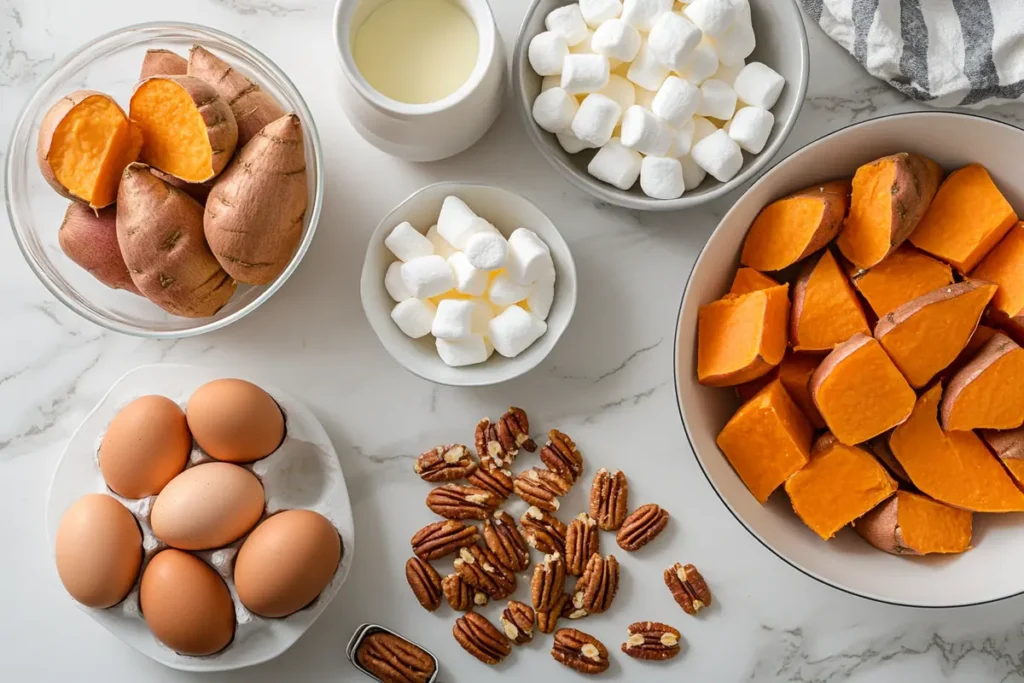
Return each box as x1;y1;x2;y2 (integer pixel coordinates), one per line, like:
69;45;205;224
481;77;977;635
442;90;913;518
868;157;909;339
5;22;323;338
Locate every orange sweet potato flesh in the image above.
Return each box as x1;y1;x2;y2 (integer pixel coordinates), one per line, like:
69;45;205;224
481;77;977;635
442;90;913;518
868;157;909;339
784;433;896;540
874;280;997;388
849;245;954;318
910;164;1018;273
889;384;1024;512
941;333;1024;431
697;284;790;387
837;153;943;269
740;180;851;272
970;222;1024;316
981;427;1024;486
778;352;826;428
856;491;972;555
717;379;813;504
810;333;916;445
790;249;870;352
729;268;780;296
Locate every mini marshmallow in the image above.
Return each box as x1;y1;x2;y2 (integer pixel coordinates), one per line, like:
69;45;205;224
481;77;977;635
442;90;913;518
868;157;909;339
448;252;489;296
626;43;670;92
436;335;490;367
527;277;555;321
677;40;719;84
647;12;702;72
528;31;570;76
432;299;475;340
571;93;621;147
651;76;701;127
691;128;744;182
712;59;744;86
464;230;509;271
580;0;622;27
620;105;673;156
696;79;737;120
437;196;479;249
426;224;454;259
692;115;718;143
667;118;696;157
598;75;636;117
384;222;434;262
489;305;549;358
541;75;561;92
561;54;610;95
640;155;686;199
591;18;641;63
621;0;673;31
733;61;785;109
400;255;455;299
683;0;742;37
556;130;595;154
469;298;496;335
634;86;656;109
712;2;755;66
489;271;533;306
587;138;642;190
729;106;774;154
507;227;555;285
533;87;579;134
391;298;436;339
680;154;708;189
385;261;412;302
545;4;591;46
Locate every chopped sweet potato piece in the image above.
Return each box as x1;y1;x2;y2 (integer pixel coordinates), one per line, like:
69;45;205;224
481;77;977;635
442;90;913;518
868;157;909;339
910;164;1018;273
778;352;825;428
740;180;851;271
729;268;780;296
784;433;897;540
837;153;943;269
849;245;954;318
941;333;1024;431
697;284;790;387
874;280;997;388
734;367;778;402
856;491;972;555
888;384;1024;512
865;434;912;485
810;333;916;445
970;222;1024;316
716;379;813;504
980;427;1024;486
790;249;871;352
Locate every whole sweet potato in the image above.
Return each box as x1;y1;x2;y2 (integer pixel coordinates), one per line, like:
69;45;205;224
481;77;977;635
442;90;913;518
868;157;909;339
139;49;187;80
59;203;140;294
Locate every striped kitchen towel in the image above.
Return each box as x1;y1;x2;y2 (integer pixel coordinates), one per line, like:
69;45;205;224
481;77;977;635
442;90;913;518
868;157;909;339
802;0;1024;107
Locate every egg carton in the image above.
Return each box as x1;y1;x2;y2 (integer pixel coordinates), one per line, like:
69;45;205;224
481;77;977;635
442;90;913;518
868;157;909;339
46;364;356;672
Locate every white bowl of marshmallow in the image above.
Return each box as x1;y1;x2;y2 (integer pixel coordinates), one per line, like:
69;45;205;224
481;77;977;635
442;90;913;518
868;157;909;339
360;182;577;386
513;0;808;210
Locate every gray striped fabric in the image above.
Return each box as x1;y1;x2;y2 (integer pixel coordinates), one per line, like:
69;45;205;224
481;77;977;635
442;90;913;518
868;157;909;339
802;0;1024;107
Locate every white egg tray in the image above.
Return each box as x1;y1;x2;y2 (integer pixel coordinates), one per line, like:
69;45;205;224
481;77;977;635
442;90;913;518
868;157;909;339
45;364;356;672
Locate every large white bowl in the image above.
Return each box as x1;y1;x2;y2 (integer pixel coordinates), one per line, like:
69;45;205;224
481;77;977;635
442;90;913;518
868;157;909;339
676;112;1024;608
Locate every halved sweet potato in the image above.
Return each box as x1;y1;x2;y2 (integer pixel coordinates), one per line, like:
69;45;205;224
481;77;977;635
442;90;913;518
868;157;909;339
810;333;916;445
837;153;943;269
784;433;896;540
910;164;1018;273
874;280;997;388
716;379;813;504
729;268;780;296
697;284;790;387
856;491;972;555
888;384;1024;512
981;427;1024;486
941;333;1024;431
778;352;826;428
740;180;851;271
849;245;954;318
790;249;870;352
970;222;1024;316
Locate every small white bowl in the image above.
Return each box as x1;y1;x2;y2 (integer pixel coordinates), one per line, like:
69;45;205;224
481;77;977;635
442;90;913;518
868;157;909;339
361;183;577;386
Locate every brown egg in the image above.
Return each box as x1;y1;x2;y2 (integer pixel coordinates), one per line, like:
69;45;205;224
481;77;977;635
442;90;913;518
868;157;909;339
151;462;265;551
99;395;190;498
186;379;284;463
140;549;235;656
55;494;142;608
234;510;341;618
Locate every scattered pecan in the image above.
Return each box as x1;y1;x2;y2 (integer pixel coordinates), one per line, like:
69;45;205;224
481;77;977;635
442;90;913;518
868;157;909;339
565;513;600;576
482;511;530;572
617;503;670;551
537;592;569;634
590;468;629;531
541;429;583;484
531;551;567;612
621;621;682;661
514;468;570;512
405;557;442;612
500;600;535;645
356;631;436;683
467;466;514;502
499;406;537;453
569;553;619;618
453;545;516;599
442;572;486;611
475;417;512;470
453;612;511;665
410;520;479;561
520;506;567;556
413;444;477;482
551;628;610;675
425;484;499;520
664;562;711;615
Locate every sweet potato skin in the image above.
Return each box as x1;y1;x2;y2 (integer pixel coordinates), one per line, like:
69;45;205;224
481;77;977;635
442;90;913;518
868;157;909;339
855;495;912;554
150;168;213;205
59;203;140;295
940;333;1024;431
139;49;187;79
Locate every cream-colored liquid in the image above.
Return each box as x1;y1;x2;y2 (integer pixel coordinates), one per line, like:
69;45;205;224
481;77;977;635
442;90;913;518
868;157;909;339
353;0;480;105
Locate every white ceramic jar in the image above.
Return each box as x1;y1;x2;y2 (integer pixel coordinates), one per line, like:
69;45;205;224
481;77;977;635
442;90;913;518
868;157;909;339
334;0;507;162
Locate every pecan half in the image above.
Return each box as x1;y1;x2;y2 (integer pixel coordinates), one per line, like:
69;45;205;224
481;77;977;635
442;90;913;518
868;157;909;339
500;600;535;645
442;573;488;611
405;557;442;611
414;444;477;482
425;484;499;520
520;506;567;556
499;406;537;454
622;621;682;661
664;562;711;615
590;468;629;531
467;466;514;502
617;503;670;551
537;592;569;634
541;429;583;484
475;417;512;470
453;612;511;665
551;628;610;675
453;545;516;599
411;520;479;561
482;511;530;572
356;631;436;683
531;551;567;612
565;513;600;576
514;468;570;512
569;553;619;618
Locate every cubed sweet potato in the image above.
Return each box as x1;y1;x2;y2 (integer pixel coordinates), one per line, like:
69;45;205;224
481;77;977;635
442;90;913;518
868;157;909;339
697;284;790;387
729;267;780;296
980;427;1024;487
848;245;954;318
856;491;972;555
778;352;826;428
970;221;1024;316
790;249;870;352
941;333;1024;431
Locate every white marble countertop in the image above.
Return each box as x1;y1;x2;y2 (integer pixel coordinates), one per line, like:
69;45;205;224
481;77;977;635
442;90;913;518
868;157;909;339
4;1;1024;681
